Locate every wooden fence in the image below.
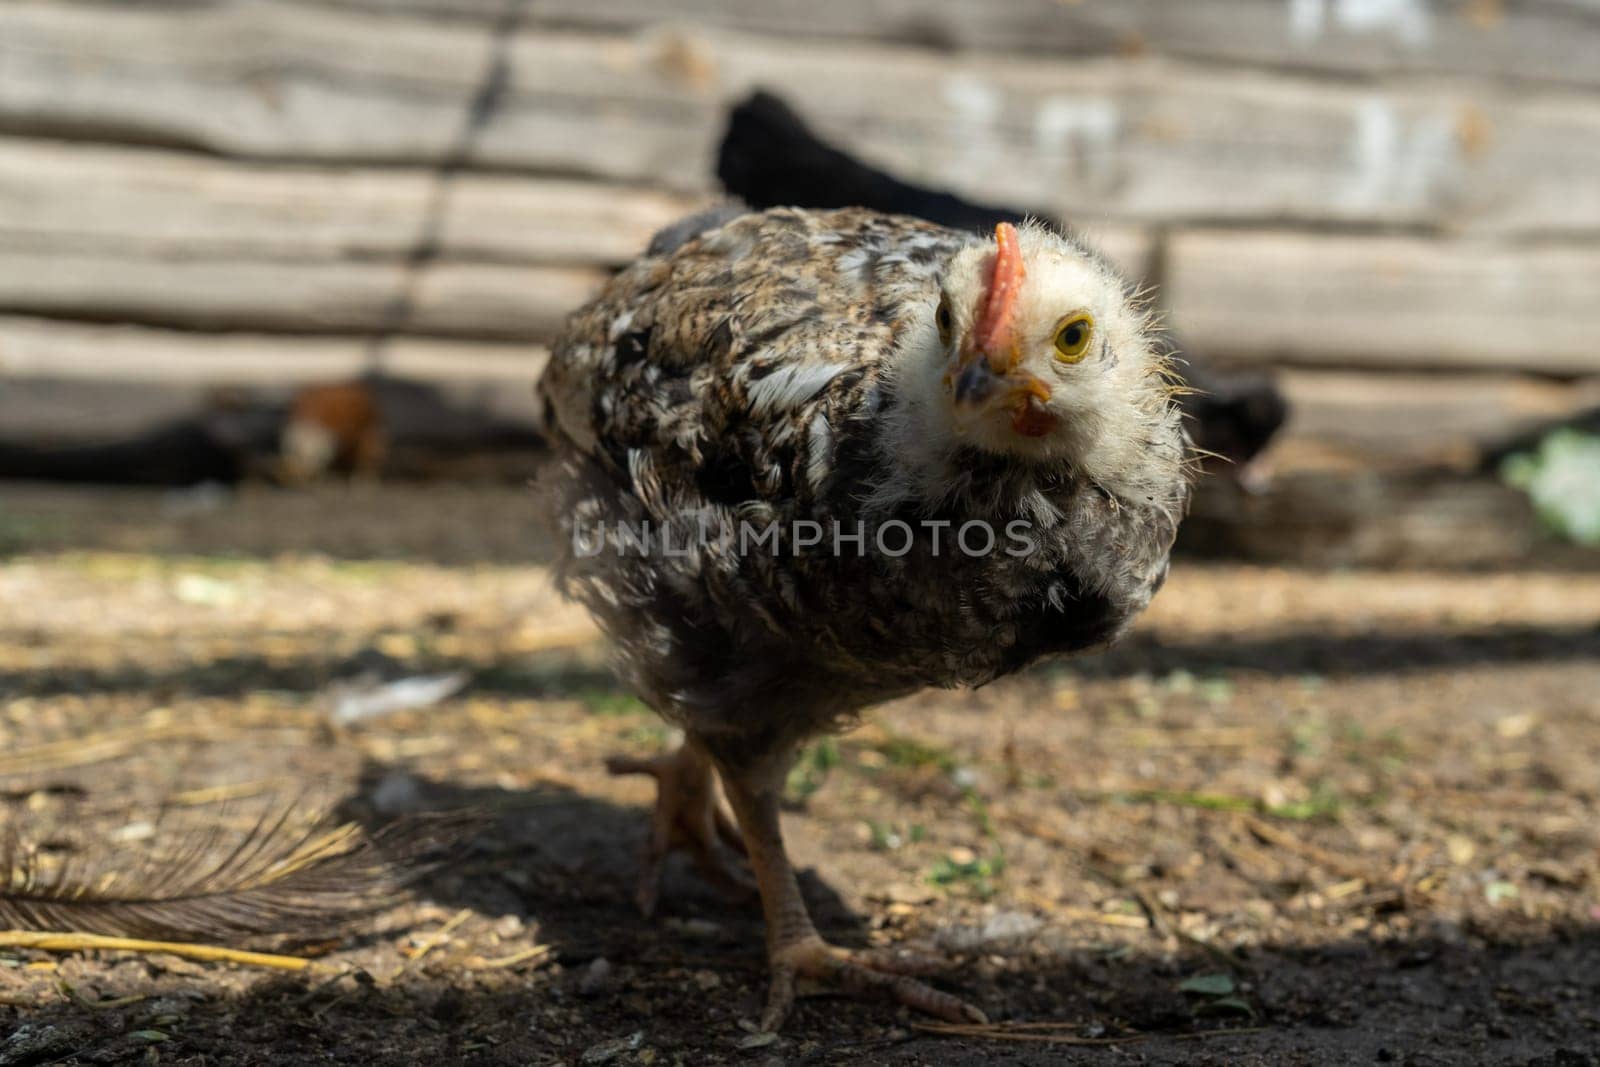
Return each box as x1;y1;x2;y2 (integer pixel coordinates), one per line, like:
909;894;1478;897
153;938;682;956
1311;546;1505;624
2;0;1599;456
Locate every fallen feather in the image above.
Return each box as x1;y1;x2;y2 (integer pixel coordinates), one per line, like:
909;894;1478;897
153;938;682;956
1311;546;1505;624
330;672;469;725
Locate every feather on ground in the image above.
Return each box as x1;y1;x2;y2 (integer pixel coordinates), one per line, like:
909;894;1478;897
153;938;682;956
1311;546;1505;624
0;805;475;943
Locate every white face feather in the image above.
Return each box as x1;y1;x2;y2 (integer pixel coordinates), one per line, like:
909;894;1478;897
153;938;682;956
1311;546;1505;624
881;222;1183;506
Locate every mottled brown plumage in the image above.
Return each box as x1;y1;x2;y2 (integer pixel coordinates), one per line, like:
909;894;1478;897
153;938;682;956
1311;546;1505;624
537;206;1188;1028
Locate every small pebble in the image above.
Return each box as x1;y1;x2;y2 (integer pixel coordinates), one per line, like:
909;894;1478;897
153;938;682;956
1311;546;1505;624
370;771;424;815
665;917;723;939
580;1031;643;1065
579;957;614;997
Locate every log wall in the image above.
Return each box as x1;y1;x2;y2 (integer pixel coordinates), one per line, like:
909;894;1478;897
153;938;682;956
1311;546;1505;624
2;0;1598;456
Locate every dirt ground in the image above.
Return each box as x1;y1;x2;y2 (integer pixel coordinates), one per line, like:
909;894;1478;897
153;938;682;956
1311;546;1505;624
1;483;1598;1066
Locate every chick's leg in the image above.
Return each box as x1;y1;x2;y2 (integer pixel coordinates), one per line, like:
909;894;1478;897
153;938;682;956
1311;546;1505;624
606;740;751;917
718;763;987;1032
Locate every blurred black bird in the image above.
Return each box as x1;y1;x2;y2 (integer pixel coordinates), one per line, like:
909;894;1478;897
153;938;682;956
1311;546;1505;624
717;90;1288;485
0;406;276;487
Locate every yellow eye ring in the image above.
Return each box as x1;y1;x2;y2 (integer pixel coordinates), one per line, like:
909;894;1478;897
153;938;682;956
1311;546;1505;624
1054;313;1094;363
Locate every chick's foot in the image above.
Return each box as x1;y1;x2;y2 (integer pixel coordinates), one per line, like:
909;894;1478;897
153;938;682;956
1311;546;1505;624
606;742;752;917
762;936;986;1032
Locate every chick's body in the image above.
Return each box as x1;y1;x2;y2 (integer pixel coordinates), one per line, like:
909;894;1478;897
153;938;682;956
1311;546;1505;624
537;206;1188;1028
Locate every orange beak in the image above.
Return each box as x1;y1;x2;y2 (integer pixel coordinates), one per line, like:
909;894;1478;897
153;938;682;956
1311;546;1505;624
952;222;1056;438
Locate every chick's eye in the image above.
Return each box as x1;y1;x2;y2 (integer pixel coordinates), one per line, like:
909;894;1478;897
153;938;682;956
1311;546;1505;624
1054;314;1094;363
935;296;953;345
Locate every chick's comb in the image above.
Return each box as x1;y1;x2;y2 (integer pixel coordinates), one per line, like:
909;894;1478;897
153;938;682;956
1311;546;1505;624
975;222;1025;362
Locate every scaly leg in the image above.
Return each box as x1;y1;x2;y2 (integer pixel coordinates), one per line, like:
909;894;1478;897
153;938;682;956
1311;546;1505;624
606;740;751;917
717;761;987;1031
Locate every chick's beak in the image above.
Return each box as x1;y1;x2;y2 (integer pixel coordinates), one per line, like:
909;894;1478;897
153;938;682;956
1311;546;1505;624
951;222;1057;438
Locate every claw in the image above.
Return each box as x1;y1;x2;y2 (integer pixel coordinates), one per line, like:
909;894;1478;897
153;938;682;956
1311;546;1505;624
760;937;986;1032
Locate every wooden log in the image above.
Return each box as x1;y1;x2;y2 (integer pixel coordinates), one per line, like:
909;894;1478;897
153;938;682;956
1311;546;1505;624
307;0;1600;92
0;316;550;444
1167;232;1600;376
0;135;1151;280
0;315;548;386
0;139;694;267
4;4;1600;233
0;247;603;339
1277;369;1600;461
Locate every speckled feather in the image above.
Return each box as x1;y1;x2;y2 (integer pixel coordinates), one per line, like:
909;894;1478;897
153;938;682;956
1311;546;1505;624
538;207;1187;774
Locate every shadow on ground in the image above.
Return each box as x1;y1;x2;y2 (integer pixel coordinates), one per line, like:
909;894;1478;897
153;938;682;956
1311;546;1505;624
5;774;1598;1067
5;620;1598;704
5;748;1599;1064
337;761;865;957
3;666;1599;1063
